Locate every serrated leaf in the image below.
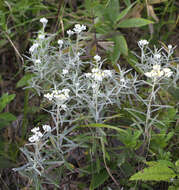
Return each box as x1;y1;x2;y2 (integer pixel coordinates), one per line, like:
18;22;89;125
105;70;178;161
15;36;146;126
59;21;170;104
118;18;154;28
0;93;16;112
16;73;34;88
130;162;176;181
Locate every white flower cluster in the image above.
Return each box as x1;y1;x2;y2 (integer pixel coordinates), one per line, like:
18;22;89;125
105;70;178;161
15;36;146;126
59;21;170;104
38;34;45;40
28;125;51;143
153;53;161;60
145;65;173;79
67;24;86;36
62;69;69;75
40;17;48;27
94;55;101;62
29;43;39;53
138;39;149;47
85;68;112;82
44;89;70;104
29;18;49;53
58;40;63;48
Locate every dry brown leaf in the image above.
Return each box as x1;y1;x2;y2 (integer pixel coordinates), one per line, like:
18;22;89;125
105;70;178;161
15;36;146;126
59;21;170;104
148;0;167;4
122;3;144;19
148;5;159;22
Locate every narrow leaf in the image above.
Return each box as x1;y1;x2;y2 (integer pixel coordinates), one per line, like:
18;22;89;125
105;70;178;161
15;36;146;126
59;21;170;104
116;2;136;22
118;18;154;28
79;123;127;133
118;35;128;56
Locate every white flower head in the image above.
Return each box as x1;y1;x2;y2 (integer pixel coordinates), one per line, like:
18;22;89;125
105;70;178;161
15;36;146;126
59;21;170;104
92;68;100;73
31;127;40;133
54;94;67;101
138;40;149;47
120;78;125;83
168;45;172;49
35;59;41;64
61;104;67;110
62;89;70;96
73;24;86;33
29;134;39;143
86;67;112;82
43;125;51;132
44;93;53;101
145;72;152;78
163;68;173;77
58;40;63;45
103;70;112;77
58;40;63;48
85;73;92;77
53;89;70;102
36;131;43;138
38;34;45;40
29;43;39;53
153;64;161;71
29;127;43;142
154;54;161;59
67;30;74;36
62;69;69;75
145;64;165;79
91;83;97;89
94;55;101;62
40;17;48;27
92;70;104;82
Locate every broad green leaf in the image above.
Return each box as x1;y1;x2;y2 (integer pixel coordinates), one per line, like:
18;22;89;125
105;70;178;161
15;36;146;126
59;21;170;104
118;18;154;28
111;36;121;65
105;0;120;24
0;112;16;122
16;73;34;88
90;168;109;190
0;112;16;128
0;93;16;112
116;2;136;23
79;123;127;133
118;35;128;56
